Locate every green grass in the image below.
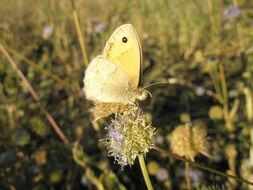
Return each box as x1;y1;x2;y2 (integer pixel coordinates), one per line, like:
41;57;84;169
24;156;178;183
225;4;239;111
1;0;253;189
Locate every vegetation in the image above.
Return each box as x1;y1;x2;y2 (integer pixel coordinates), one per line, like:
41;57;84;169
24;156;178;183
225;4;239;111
1;0;253;189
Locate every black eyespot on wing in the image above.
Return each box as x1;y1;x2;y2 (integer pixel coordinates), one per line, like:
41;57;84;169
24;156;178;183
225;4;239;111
122;37;128;43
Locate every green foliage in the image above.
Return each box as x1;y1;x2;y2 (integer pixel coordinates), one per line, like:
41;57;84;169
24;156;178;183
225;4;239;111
1;0;253;189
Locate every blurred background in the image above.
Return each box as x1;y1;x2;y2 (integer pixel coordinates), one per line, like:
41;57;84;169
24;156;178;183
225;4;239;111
1;0;253;189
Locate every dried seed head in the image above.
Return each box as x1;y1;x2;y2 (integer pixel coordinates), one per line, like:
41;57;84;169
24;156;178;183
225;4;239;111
92;102;133;121
104;107;156;168
169;123;209;161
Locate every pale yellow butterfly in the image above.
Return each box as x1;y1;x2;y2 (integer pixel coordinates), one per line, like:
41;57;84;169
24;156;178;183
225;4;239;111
83;24;146;119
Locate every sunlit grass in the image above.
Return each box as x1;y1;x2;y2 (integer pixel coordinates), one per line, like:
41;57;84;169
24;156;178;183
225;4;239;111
0;0;253;189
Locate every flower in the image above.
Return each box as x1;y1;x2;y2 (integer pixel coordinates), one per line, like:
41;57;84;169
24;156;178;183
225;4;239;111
42;25;54;39
104;107;156;168
169;123;209;161
224;6;240;19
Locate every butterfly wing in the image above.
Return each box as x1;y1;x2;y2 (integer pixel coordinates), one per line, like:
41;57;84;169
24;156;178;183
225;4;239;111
83;56;136;103
103;24;142;88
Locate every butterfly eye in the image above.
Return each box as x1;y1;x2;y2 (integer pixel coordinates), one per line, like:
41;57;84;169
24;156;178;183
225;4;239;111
122;37;128;43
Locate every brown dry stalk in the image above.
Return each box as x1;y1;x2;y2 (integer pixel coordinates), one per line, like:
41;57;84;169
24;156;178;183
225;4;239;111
0;43;69;146
154;147;253;186
70;0;89;66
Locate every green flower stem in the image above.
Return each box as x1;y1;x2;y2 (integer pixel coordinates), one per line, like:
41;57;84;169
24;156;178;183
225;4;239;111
185;162;191;190
138;155;153;190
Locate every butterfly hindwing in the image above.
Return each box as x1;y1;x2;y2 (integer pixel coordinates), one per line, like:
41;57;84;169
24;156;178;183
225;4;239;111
84;56;136;103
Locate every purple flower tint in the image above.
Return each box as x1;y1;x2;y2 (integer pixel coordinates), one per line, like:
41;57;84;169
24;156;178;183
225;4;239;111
224;6;241;19
156;168;169;182
42;25;54;39
195;86;205;96
105;124;124;165
106;125;123;143
94;22;107;33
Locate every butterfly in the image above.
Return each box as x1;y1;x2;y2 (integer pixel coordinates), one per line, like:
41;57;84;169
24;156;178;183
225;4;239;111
83;24;147;120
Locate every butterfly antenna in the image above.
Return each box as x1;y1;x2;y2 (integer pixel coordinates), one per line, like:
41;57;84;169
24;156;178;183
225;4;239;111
143;78;184;89
144;89;152;98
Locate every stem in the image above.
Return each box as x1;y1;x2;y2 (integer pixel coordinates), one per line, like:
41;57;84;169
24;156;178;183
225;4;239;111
207;0;220;55
70;0;89;66
85;168;105;190
219;63;228;106
209;67;223;104
154;147;253;186
185;162;191;190
232;0;245;52
138;155;153;190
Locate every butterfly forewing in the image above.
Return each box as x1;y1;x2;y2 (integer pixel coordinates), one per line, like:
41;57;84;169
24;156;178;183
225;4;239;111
103;24;142;88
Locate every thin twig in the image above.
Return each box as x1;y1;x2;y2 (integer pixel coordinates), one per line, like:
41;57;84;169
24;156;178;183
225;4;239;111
0;43;69;146
6;46;81;94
